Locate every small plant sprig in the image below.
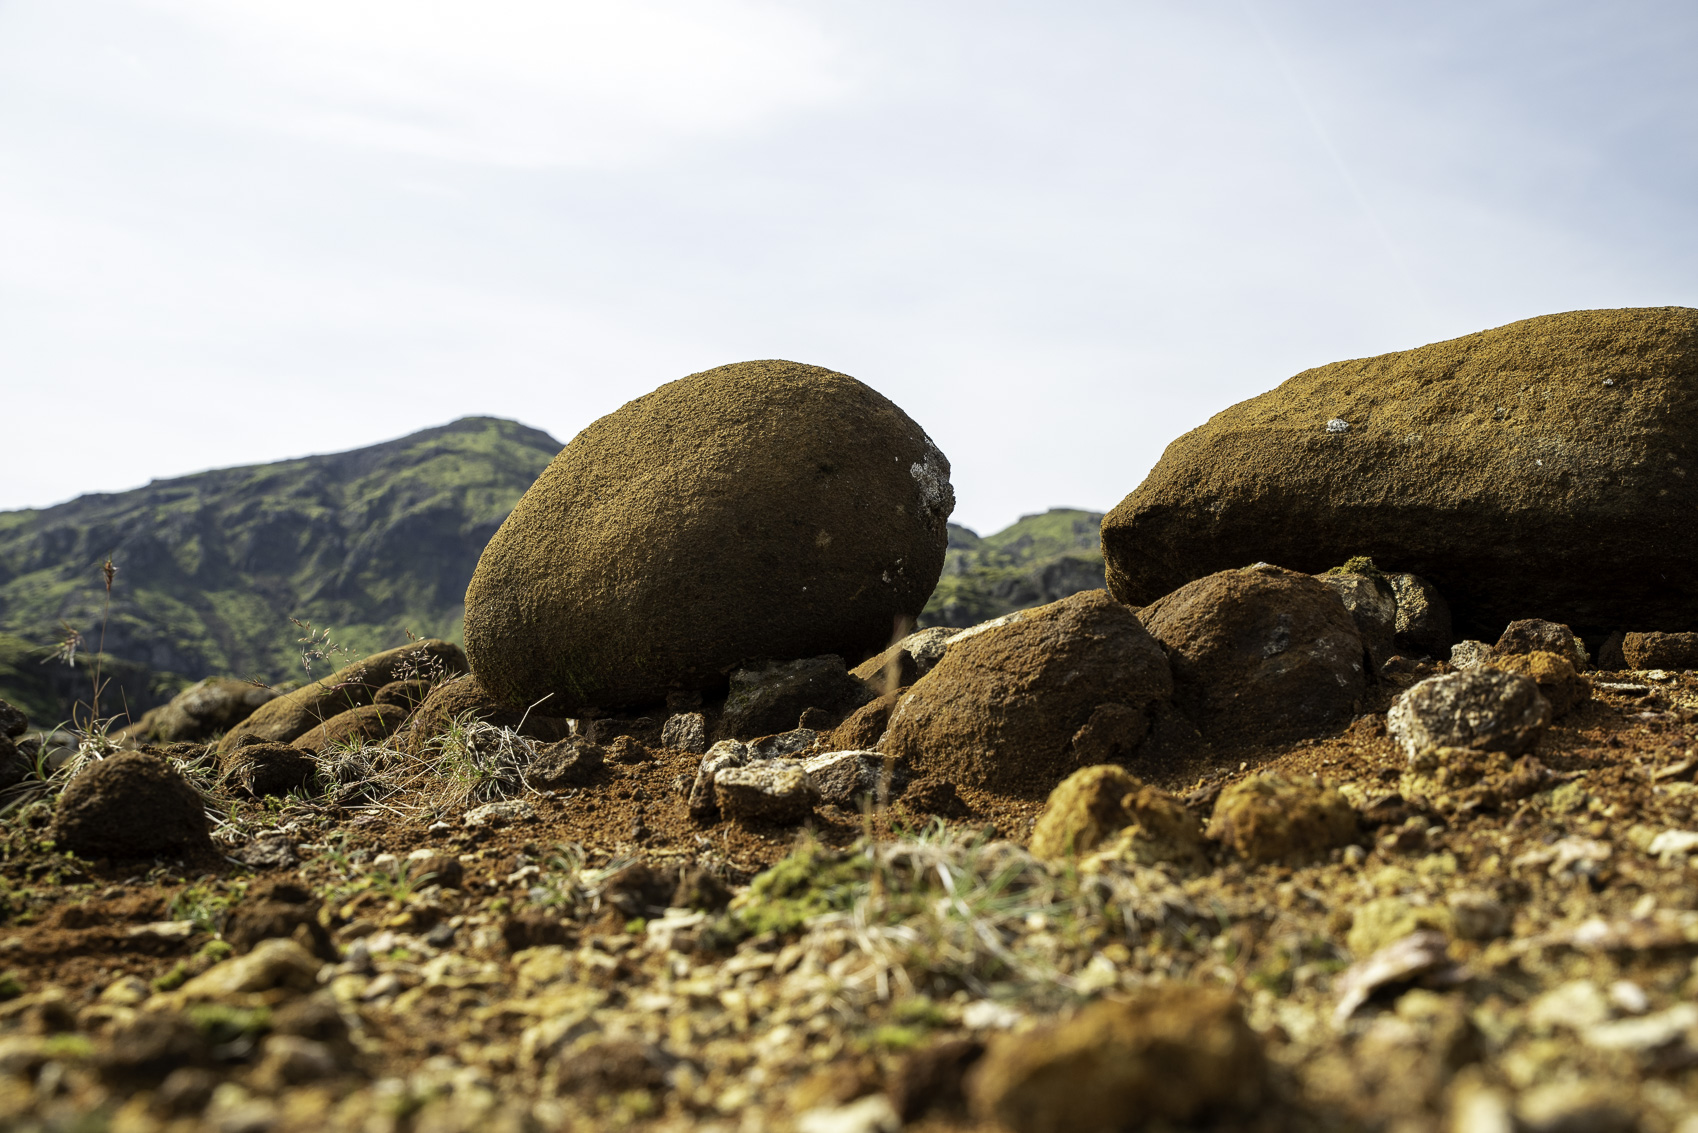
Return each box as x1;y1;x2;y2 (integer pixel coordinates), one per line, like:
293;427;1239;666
290;618;347;679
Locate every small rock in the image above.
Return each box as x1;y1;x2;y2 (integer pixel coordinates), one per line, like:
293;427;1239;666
50;751;212;860
1515;1080;1634;1133
221;742;317;798
1318;563;1399;669
405;851;464;890
1347;896;1454;956
464;799;537;828
687;739;750;820
1447;890;1512;941
1386;572;1453;658
800;750;903;808
0;734;28;792
528;738;603;789
1582;1003;1698;1053
225;881;336;960
1030;765;1204;871
176;938;321;999
660;712;707;754
1527;980;1611;1033
967;985;1265;1131
1386;670;1551;761
901;776;970;818
1332;930;1461;1023
253;1034;339;1088
887;1038;984;1122
604;735;650;764
720;655;874;739
1622;630;1698;670
0;697;27;739
746;728;819;760
1494;618;1589;669
1486;651;1590;717
232;831;299;870
1206;773;1358;864
797;1094;901;1133
1595;630;1627;670
714;760;819;823
1449;641;1493;670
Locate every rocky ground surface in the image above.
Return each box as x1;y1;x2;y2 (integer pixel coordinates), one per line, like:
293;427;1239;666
4;642;1698;1132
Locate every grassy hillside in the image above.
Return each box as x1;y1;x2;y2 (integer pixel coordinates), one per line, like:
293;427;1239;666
919;508;1105;628
0;417;560;724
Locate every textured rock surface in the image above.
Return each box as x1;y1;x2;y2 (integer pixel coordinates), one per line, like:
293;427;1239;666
967;986;1265;1132
219;640;465;754
1318;569;1399;669
1387;670;1552;760
884;590;1173;795
1622;631;1698;670
1138;565;1365;744
50;751;212;859
1487;651;1591;717
823;691;904;752
1494;618;1589;670
1206;773;1358;864
464;360;953;712
0;697;26;738
800;749;901;808
849;626;960;691
1387;571;1454;657
1101;308;1698;638
660;712;707;754
714;761;818;823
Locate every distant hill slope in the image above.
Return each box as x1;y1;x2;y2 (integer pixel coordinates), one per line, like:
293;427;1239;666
919;508;1105;628
0;417;560;723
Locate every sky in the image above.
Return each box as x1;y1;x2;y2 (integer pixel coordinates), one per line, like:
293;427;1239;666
3;1;1696;535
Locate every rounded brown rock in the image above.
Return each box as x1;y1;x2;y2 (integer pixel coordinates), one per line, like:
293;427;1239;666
1138;564;1366;744
463;360;953;711
1101;307;1698;640
51;751;212;860
883;590;1172;796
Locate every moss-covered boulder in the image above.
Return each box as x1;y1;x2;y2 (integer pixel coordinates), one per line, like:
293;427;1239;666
1102;308;1698;639
883;590;1173;796
463;360;953;712
217;640;465;755
289;703;411;754
122;678;282;745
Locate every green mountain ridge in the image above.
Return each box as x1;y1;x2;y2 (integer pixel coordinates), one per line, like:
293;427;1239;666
0;421;1106;723
919;508;1105;628
0;417;560;722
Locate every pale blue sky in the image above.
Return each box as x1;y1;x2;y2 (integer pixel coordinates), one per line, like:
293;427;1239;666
3;1;1695;533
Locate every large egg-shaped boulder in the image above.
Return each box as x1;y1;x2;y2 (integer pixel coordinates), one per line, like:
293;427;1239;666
1101;307;1698;640
464;360;954;711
